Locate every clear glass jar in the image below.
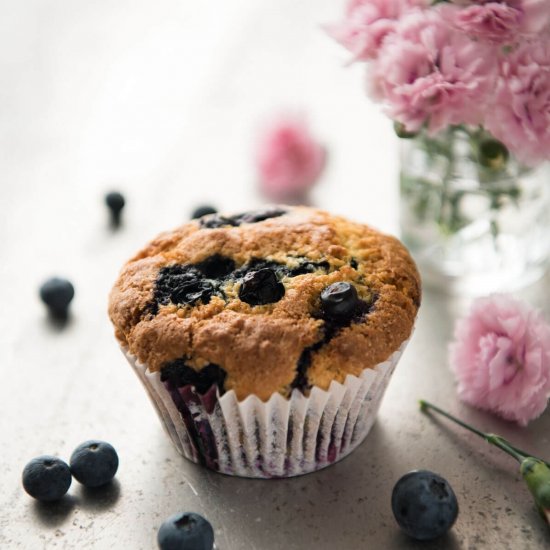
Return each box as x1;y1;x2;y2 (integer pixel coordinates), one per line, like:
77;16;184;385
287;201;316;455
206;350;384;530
399;127;550;294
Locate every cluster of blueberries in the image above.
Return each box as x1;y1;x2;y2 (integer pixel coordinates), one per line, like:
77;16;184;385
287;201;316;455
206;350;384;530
22;440;119;501
22;441;217;548
152;255;332;312
153;265;369;396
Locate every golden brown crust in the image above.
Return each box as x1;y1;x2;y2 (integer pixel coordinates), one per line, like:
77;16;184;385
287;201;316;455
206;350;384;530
108;206;421;400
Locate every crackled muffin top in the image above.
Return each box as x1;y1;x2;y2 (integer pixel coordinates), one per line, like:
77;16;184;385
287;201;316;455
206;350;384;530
108;206;421;401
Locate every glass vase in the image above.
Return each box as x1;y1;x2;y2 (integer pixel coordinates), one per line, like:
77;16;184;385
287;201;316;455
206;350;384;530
399;127;550;295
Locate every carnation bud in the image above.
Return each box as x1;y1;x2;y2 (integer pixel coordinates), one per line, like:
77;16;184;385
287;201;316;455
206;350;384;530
520;458;550;525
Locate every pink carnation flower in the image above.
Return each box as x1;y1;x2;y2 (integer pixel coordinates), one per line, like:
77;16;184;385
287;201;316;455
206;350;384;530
448;3;523;44
443;1;550;44
449;295;550;426
255;114;326;203
370;10;498;133
486;39;550;166
327;0;427;61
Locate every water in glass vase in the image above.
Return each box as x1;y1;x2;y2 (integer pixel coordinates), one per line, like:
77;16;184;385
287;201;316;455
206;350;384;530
399;127;550;295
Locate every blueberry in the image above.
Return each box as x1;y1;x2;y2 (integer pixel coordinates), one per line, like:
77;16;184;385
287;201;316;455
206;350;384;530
288;259;330;276
22;455;72;502
171;279;214;306
39;277;75;318
238;268;285;306
194;364;227;394
199;207;286;229
200;214;240;229
235;207;286;224
161;360;227;394
320;282;359;320
105;191;125;226
292;348;313;393
232;259;288;279
232;258;329;280
391;470;458;541
155;265;215;307
191;205;217;219
157;512;214;550
70;440;119;488
193;254;236;279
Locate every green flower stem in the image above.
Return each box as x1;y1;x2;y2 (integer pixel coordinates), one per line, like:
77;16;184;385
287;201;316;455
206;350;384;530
419;400;550;467
507;442;550;468
417;129;461;234
437;144;455;231
401;126;518;246
419;400;486;438
420;400;550;524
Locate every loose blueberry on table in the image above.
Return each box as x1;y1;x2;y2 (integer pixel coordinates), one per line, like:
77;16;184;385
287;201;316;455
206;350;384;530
157;512;214;550
391;470;459;541
39;277;75;319
70;440;119;488
105;191;126;226
22;455;72;502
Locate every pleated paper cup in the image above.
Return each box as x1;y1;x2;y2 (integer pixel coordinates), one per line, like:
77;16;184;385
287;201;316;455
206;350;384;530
124;340;408;478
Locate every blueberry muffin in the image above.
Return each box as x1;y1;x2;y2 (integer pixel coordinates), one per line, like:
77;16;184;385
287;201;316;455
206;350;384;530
109;206;420;477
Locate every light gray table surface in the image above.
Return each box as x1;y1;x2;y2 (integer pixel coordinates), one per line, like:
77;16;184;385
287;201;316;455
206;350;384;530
1;1;550;549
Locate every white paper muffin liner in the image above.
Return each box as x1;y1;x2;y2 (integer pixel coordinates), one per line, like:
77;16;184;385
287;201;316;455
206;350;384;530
124;340;408;478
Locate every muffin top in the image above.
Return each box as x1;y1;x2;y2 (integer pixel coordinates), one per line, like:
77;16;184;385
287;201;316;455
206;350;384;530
108;206;420;401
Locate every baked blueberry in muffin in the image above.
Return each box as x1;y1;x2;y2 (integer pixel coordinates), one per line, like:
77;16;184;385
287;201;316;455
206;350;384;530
109;206;420;402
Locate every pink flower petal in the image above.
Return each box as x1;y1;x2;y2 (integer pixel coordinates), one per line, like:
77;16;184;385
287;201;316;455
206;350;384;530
328;0;428;61
255;113;326;203
449;294;550;425
370;9;498;133
486;39;550;166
